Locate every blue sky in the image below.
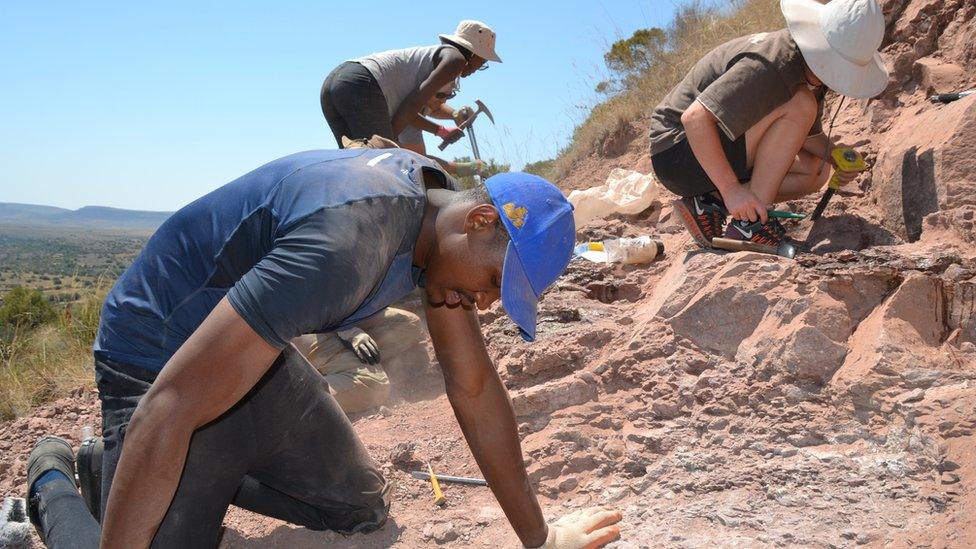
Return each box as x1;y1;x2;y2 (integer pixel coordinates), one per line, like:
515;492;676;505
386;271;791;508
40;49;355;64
1;1;680;211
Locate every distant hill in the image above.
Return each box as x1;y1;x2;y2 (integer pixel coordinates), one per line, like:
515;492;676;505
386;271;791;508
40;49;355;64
0;202;171;231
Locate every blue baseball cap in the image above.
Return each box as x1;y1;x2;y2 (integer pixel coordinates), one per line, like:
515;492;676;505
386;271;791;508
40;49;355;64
484;172;576;342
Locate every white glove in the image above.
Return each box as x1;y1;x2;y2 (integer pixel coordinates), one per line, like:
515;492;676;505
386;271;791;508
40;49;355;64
336;327;380;365
529;507;622;549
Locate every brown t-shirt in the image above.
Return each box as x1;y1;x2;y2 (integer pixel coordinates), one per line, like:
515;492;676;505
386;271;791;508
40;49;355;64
649;28;823;155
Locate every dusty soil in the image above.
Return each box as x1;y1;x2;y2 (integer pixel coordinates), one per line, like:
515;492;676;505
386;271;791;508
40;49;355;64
3;0;975;547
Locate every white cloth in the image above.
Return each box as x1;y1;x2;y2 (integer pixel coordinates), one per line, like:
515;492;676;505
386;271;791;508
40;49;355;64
567;168;661;227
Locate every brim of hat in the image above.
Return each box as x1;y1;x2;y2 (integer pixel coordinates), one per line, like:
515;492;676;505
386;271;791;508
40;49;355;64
500;241;537;342
439;33;503;63
782;0;888;99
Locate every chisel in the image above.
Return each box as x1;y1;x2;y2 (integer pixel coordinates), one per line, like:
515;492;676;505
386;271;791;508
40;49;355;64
410;470;488;486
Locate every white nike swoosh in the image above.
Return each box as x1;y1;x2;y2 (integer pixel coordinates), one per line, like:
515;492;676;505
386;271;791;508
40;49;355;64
738;227;753;238
694;198;706;215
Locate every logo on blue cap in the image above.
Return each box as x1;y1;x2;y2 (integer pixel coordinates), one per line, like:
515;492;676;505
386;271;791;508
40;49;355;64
484;172;576;341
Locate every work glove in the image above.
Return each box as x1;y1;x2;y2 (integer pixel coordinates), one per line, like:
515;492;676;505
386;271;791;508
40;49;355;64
336;327;380;365
436;125;464;146
453;159;486;177
528;507;622;549
452;105;475;125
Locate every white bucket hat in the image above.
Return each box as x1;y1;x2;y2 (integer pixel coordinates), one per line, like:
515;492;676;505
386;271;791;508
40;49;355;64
781;0;889;98
439;20;502;63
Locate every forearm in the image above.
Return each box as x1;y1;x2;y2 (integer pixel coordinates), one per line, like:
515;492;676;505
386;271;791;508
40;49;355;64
394;113;439;137
427;103;457;120
100;397;191;547
802;133;831;159
683;109;740;195
446;373;547;547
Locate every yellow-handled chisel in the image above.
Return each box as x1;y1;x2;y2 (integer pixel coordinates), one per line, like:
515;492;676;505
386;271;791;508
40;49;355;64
810;147;867;220
427;463;446;506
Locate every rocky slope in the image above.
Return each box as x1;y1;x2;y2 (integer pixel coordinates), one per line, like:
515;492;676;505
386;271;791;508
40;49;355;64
2;0;974;547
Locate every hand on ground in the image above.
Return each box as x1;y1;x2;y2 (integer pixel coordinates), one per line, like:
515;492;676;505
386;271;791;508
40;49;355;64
533;507;622;549
722;185;769;223
336;327;380;365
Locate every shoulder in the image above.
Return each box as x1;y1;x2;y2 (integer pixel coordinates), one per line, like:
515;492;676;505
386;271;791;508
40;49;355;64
434;44;466;66
274;149;443;224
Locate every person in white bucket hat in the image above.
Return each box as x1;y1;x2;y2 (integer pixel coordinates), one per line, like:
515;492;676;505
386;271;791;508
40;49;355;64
321;20;501;151
649;0;889;250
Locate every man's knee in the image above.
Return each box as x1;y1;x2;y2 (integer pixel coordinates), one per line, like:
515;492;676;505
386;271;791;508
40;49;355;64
328;368;391;413
302;480;392;535
376;308;424;344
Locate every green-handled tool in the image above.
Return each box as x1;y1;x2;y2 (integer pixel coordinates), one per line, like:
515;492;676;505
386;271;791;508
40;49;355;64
768;209;806;220
811;147;866;220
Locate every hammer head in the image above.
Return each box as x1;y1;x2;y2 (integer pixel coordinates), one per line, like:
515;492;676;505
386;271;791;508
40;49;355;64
474;99;494;125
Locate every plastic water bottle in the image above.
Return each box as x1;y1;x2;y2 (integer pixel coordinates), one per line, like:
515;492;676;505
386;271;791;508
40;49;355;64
574;236;664;265
604;236;664;264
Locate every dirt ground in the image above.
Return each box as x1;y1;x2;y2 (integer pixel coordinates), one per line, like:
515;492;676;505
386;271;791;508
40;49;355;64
3;0;976;547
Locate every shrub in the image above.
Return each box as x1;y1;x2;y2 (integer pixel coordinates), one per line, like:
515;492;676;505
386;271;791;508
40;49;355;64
0;286;57;331
0;285;105;419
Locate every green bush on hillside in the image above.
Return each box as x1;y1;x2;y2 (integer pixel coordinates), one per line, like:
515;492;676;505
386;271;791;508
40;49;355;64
0;285;105;419
547;0;782;179
0;286;57;331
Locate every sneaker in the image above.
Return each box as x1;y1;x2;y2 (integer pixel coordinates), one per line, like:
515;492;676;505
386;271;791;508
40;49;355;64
672;194;729;249
26;436;76;541
724;218;788;246
77;436;104;522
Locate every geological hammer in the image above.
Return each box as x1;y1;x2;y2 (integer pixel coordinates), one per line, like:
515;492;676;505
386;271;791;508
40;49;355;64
438;99;494;151
711;237;797;259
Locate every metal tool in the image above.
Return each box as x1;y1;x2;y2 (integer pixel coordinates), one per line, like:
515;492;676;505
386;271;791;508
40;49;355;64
410;470;488;486
810;147;867;221
929;90;975;104
711;237;797;259
767;209;806;220
438;98;494;151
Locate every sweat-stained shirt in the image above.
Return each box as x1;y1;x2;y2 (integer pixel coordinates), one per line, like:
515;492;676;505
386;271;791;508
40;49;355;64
649;28;823;155
94;148;449;372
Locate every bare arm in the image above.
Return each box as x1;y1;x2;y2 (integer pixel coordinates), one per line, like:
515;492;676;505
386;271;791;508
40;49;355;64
802;132;831;159
392;49;466;136
427;102;458;121
424;301;548;547
682;100;768;223
100;298;281;548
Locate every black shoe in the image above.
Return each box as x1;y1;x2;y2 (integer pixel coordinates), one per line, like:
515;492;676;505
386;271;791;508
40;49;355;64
724;218;788;246
26;436;76;541
77;436;104;522
672;194;729;249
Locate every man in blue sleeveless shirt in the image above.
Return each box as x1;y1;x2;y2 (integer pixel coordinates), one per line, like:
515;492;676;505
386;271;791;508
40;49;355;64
24;148;622;549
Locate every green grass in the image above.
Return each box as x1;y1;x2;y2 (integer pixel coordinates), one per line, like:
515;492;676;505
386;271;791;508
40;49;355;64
0;287;105;419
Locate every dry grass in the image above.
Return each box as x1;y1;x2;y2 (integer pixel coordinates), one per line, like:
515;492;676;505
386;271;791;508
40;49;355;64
0;288;105;419
549;0;784;179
